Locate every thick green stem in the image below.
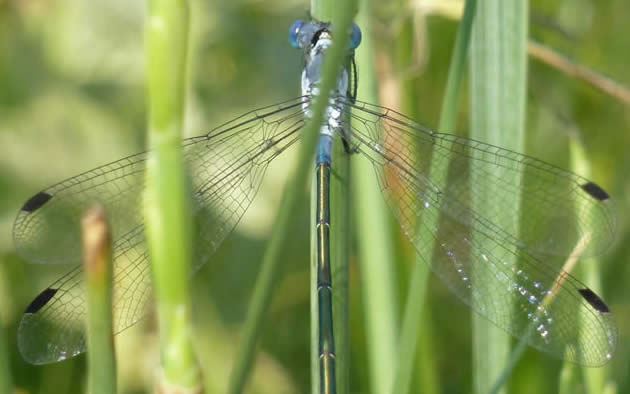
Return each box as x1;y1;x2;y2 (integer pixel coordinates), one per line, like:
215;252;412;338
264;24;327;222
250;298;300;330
144;0;202;391
470;1;527;393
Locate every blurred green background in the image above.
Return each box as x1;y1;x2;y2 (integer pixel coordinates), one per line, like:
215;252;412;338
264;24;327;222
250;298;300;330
1;0;629;393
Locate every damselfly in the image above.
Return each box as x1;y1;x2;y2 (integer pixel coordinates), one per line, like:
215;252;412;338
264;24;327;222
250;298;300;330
13;19;616;394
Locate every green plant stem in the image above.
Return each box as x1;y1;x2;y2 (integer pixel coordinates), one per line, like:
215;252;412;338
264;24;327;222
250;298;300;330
397;18;437;394
392;11;428;394
392;2;477;394
352;2;399;394
558;361;579;394
438;0;476;132
392;262;428;394
144;0;201;391
311;6;353;394
470;1;527;393
329;135;351;394
488;341;528;394
570;142;609;394
83;206;116;394
226;4;356;394
307;4;357;393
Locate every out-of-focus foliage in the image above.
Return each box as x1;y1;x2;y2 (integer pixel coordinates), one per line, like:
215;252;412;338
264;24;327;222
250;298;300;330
0;0;628;393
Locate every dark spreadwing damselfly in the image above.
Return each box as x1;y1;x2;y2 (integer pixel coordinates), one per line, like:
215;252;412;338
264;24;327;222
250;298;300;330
13;19;616;394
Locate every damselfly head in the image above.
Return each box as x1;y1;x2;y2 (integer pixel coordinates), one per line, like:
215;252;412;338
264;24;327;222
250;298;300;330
289;20;362;51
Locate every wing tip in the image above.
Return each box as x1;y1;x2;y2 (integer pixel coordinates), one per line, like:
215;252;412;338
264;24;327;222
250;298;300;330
581;182;610;201
578;288;610;313
21;192;53;213
25;288;58;314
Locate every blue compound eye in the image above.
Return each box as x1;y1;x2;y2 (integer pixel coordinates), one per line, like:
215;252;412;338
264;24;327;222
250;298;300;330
289;20;305;48
350;23;362;49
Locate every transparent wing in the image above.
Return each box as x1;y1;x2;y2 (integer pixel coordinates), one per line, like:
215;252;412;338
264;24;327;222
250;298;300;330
342;98;616;366
14;97;308;364
343;98;615;258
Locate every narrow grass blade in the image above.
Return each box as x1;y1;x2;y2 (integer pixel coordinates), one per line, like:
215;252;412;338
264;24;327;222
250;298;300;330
353;2;399;393
393;2;477;394
470;1;527;393
328;136;351;394
310;7;355;394
570;141;611;394
389;9;429;394
226;3;357;394
83;206;116;394
144;1;202;391
307;4;358;394
558;360;580;394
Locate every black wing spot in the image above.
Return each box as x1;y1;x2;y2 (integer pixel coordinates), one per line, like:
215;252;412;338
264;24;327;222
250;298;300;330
25;288;58;314
21;192;53;212
581;182;610;201
578;288;610;313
